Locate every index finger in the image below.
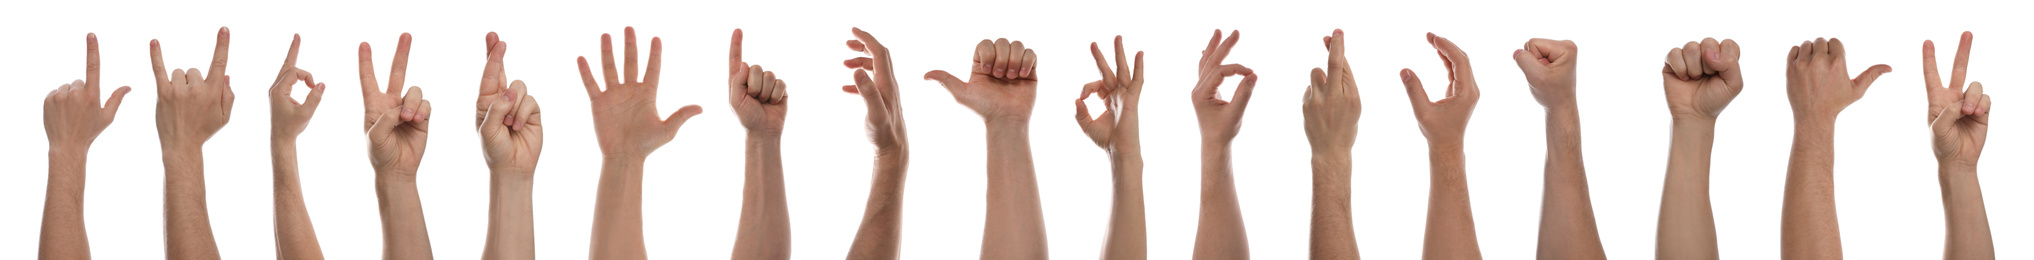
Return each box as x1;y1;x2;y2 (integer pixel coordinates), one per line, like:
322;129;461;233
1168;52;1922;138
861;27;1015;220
207;27;230;85
1328;29;1348;83
730;29;744;76
1949;31;1973;91
151;40;170;89
388;33;412;93
86;33;99;89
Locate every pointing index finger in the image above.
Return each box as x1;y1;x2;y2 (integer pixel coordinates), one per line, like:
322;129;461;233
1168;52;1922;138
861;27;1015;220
208;27;230;86
730;29;744;76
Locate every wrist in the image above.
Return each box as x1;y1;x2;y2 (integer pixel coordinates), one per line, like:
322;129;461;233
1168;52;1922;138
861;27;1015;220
376;168;417;184
1938;163;1978;176
985;117;1030;131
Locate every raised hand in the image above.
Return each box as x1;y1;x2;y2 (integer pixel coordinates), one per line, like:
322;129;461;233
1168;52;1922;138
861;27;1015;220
1193;30;1257;144
1922;32;1989;165
270;35;323;140
728;29;789;134
924;38;1038;123
845;27;907;154
1192;29;1256;260
1304;29;1361;260
153;27;236;150
1402;33;1479;143
40;32;132;259
361;33;430;175
47;33;132;150
267;34;328;260
478;32;542;173
1787;38;1891;124
1663;38;1743;119
582;26;701;159
1077;36;1144;150
1304;29;1358;154
841;28;912;260
1515;38;1579;110
1403;32;1483;260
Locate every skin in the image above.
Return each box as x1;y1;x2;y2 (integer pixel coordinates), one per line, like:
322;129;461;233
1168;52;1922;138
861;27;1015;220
41;33;133;260
152;27;234;260
1781;37;1892;260
1920;32;1993;259
577;26;702;260
1512;38;1606;259
1401;33;1481;260
1075;35;1147;260
1304;29;1358;260
364;32;435;260
726;29;792;260
1191;29;1257;260
1656;37;1743;260
841;28;910;260
479;32;540;260
268;34;327;260
922;36;1046;259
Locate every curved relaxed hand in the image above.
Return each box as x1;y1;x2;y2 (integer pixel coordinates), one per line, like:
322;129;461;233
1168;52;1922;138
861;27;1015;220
727;29;789;134
270;35;324;139
925;38;1038;122
361;33;431;175
1515;38;1578;110
153;27;236;149
1077;36;1144;149
844;28;907;155
1193;30;1258;143
477;33;543;173
47;33;132;149
1922;32;1990;165
1304;30;1358;153
1662;38;1743;119
579;27;702;159
1402;33;1479;142
1786;38;1891;123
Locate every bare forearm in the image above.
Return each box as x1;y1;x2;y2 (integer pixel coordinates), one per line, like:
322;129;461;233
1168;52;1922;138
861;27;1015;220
272;140;325;260
846;156;907;260
376;171;433;260
1782;121;1840;260
41;148;90;259
733;133;790;260
164;146;221;259
1310;151;1356;260
1106;150;1147;260
1422;141;1481;260
1194;143;1248;259
590;157;646;259
1938;165;1993;259
1538;108;1604;259
483;169;534;260
1658;118;1718;260
982;120;1047;259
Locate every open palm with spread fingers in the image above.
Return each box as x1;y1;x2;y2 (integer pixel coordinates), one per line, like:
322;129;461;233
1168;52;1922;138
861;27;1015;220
478;32;542;173
1402;33;1479;142
925;38;1038;122
1663;38;1743;119
47;33;133;150
1077;36;1144;150
271;35;324;139
582;27;702;158
153;27;236;149
727;29;789;133
1923;32;1990;165
361;33;430;175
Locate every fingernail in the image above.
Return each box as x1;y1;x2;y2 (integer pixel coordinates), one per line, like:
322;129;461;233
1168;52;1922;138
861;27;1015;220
504;115;514;126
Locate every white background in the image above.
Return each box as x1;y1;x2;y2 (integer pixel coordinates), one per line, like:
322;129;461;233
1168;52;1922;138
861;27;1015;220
2;0;2025;259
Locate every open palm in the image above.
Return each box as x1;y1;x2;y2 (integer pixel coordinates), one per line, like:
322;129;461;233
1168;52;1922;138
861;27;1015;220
580;27;701;158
